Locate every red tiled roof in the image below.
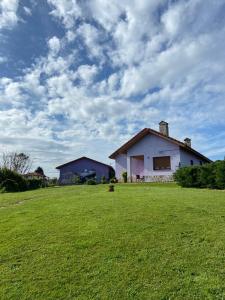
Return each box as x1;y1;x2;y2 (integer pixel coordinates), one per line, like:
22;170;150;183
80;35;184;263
109;128;212;163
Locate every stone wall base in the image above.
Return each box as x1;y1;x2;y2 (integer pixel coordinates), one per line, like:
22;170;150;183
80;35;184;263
144;175;174;182
127;175;174;183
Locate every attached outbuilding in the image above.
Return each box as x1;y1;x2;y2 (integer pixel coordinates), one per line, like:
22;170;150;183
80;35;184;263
56;156;114;184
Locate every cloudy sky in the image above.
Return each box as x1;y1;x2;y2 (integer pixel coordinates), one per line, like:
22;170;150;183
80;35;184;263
0;0;225;176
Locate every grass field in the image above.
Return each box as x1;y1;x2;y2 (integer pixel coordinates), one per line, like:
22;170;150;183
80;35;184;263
0;183;225;300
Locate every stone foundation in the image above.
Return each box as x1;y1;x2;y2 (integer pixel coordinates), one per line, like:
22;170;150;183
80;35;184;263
144;175;174;182
127;175;174;183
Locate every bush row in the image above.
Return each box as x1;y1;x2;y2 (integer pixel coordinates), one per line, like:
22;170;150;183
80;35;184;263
70;175;118;185
174;160;225;189
0;168;46;193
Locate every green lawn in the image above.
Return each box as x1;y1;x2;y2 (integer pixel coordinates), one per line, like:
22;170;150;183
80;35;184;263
0;184;225;300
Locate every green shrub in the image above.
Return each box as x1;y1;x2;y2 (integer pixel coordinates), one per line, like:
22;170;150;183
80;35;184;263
0;168;48;193
108;184;114;192
109;168;115;180
122;171;127;183
71;175;82;185
26;179;44;190
86;178;97;185
110;177;118;183
174;160;225;189
48;178;58;186
101;176;107;184
198;163;216;189
174;166;201;188
0;179;19;193
0;168;27;192
215;160;225;189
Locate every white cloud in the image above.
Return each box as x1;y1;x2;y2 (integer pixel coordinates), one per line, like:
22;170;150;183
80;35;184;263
23;6;32;16
77;23;106;60
66;30;76;42
48;36;61;55
0;0;19;30
47;0;81;29
161;2;184;36
76;64;98;84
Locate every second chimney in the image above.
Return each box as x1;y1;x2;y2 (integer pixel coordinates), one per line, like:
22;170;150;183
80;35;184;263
159;121;169;136
184;138;191;147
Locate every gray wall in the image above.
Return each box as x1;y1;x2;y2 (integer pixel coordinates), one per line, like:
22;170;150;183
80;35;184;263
180;148;204;167
58;158;112;184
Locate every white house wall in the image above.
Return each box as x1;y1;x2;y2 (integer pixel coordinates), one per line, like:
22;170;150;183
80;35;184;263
127;134;180;181
115;154;127;178
115;133;181;181
180;148;202;167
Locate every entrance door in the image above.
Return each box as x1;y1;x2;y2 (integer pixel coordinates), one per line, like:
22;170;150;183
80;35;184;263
130;155;144;182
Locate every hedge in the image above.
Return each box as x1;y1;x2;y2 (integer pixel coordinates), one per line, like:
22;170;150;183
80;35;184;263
86;178;97;185
0;168;46;193
26;178;44;190
174;160;225;189
1;179;20;193
0;168;27;192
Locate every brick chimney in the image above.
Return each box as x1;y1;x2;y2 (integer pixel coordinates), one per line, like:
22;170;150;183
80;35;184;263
159;121;169;136
184;138;191;147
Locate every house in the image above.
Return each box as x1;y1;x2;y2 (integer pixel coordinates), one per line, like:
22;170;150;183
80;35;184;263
109;121;211;182
24;172;48;180
56;156;115;184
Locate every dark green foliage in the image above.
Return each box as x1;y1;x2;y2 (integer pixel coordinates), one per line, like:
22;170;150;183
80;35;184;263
174;160;225;189
108;184;114;192
214;160;225;189
26;179;44;190
198;163;216;189
122;171;127;183
175;166;201;188
110;177;118;183
109;167;115;179
72;175;82;185
101;176;107;184
0;168;47;193
35;166;44;176
86;178;97;185
0;179;19;192
48;177;58;186
0;168;27;192
175;167;193;187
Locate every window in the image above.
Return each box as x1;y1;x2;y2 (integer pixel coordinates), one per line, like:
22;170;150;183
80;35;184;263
190;160;194;165
153;156;171;170
199;161;203;165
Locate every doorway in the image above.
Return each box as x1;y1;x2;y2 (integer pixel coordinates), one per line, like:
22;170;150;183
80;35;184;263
130;155;144;182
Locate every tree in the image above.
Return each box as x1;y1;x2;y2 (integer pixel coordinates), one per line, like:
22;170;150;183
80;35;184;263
35;166;44;176
1;152;32;174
